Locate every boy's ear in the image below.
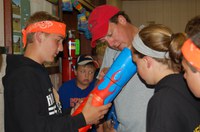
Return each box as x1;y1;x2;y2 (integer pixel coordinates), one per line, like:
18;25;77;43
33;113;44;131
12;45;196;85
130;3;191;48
197;70;200;76
74;69;77;76
34;32;43;44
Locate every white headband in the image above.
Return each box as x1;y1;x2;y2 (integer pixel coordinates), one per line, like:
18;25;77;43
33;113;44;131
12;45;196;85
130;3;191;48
132;33;169;59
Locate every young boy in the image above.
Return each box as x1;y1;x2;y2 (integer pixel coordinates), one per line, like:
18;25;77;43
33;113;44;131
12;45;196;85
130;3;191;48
182;32;200;98
58;55;98;110
2;11;111;132
182;15;200;98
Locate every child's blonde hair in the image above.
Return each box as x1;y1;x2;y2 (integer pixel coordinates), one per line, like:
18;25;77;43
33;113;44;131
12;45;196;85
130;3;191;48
95;41;107;66
96;41;107;57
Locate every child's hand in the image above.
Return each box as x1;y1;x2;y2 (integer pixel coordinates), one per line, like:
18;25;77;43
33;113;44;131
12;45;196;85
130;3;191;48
82;94;111;125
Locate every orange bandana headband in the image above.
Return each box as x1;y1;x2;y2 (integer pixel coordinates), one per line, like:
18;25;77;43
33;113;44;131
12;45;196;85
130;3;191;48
22;21;66;47
182;38;200;70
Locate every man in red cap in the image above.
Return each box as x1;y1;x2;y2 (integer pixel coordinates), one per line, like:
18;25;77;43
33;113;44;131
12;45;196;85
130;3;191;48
88;5;154;132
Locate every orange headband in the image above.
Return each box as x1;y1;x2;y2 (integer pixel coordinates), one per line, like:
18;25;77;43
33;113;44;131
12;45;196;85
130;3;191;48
182;38;200;70
22;21;66;47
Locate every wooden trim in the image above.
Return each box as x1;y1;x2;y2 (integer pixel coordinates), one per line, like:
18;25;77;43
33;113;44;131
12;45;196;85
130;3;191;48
78;0;95;10
58;0;63;19
4;0;13;54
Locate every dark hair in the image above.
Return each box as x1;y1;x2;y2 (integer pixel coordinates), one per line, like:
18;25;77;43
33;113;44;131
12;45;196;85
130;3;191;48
185;15;200;38
110;11;132;24
191;32;200;48
135;24;187;72
184;16;200;72
26;11;62;26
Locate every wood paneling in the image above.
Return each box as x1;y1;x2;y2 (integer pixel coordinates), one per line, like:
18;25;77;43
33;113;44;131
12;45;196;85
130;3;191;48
0;0;4;47
4;0;13;54
122;0;200;32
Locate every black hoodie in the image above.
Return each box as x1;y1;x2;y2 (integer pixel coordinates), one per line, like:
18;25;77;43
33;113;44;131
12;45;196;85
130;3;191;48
2;55;86;132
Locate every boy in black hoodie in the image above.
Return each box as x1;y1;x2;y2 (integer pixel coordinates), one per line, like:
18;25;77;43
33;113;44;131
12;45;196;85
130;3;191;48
2;11;111;132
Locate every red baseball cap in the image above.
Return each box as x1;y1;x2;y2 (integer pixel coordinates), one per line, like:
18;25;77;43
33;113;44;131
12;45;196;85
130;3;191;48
88;5;120;48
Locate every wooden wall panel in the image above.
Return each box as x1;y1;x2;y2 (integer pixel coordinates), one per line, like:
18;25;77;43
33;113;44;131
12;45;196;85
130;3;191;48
0;0;4;47
4;0;12;54
122;0;200;32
